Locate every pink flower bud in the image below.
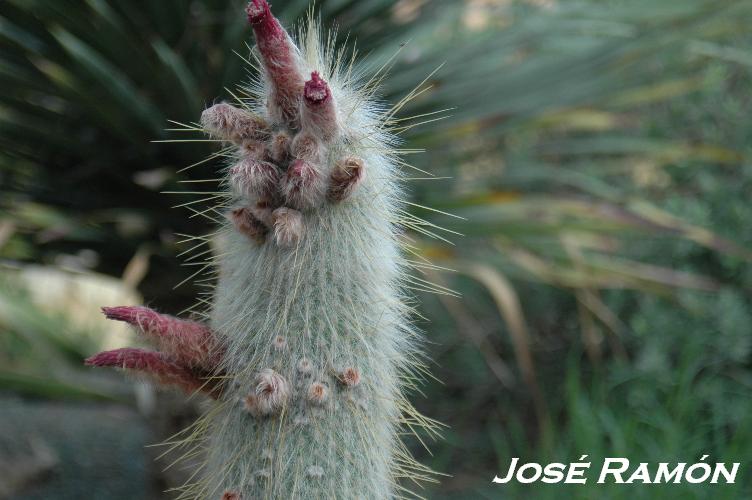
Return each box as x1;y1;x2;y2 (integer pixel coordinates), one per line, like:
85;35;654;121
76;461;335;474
328;157;365;202
268;131;292;164
241;139;267;159
302;72;339;141
201;103;267;143
291;132;322;163
230;158;281;201
271;207;304;247
281;159;325;210
229;206;267;243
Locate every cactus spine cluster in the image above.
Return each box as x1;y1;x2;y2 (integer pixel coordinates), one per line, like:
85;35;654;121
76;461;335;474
86;1;441;498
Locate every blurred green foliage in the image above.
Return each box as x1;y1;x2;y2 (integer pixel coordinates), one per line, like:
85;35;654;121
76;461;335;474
1;0;751;498
0;273;130;402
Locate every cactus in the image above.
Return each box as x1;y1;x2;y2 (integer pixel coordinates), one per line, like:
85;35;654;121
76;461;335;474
86;1;442;498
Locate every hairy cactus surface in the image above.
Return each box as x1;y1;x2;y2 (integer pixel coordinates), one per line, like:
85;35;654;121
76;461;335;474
86;1;443;498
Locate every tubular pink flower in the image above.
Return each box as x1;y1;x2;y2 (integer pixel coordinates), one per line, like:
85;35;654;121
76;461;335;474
101;306;220;369
85;348;214;396
246;0;304;128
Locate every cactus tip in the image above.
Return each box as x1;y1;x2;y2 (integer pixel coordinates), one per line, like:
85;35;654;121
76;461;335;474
101;305;141;323
246;0;272;25
304;72;331;104
246;0;286;45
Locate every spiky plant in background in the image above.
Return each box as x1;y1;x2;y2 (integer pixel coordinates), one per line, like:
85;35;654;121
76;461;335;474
85;0;440;498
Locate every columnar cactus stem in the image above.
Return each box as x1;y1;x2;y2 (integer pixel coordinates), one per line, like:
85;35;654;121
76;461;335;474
86;1;439;498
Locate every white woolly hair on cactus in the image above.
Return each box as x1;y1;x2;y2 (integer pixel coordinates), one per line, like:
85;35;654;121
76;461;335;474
86;1;451;498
